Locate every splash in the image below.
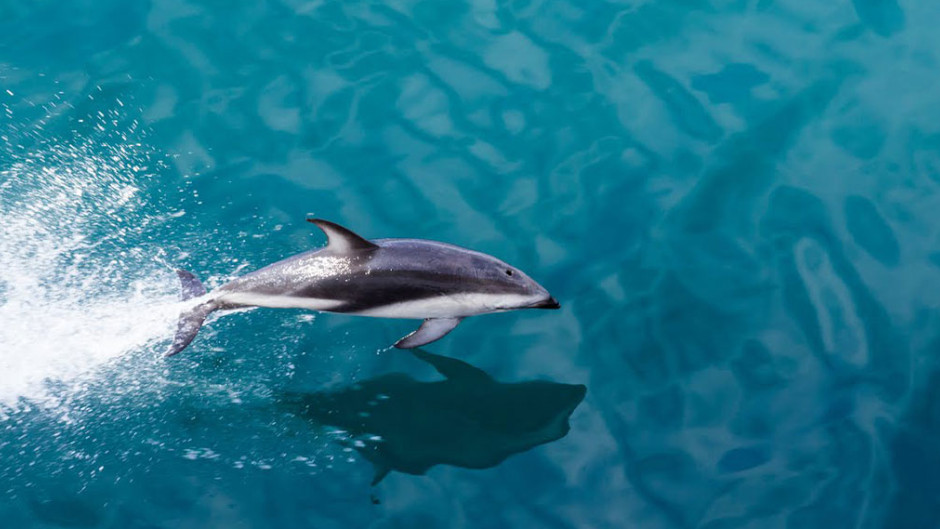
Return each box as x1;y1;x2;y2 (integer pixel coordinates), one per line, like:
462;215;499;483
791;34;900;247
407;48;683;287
0;138;178;413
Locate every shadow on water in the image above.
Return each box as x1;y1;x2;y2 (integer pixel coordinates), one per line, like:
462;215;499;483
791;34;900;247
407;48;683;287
1;347;584;525
278;349;586;485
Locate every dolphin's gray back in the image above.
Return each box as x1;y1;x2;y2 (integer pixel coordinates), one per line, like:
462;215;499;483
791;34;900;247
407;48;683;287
216;238;528;314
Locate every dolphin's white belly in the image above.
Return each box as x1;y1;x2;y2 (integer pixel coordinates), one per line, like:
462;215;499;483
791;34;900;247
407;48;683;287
351;296;471;319
350;293;538;319
217;292;345;311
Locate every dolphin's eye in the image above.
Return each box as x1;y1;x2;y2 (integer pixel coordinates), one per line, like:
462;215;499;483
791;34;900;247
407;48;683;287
505;269;513;276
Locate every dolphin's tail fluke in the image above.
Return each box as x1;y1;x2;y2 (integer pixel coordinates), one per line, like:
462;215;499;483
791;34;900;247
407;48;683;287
176;269;206;301
167;270;214;357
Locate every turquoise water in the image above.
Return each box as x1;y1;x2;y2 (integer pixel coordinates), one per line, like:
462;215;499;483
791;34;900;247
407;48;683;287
2;0;939;527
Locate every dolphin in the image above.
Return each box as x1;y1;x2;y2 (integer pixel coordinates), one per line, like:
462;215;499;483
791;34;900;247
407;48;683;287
169;219;559;356
280;349;586;484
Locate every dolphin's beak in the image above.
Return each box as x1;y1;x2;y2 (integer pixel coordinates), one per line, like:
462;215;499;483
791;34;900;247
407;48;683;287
530;296;561;309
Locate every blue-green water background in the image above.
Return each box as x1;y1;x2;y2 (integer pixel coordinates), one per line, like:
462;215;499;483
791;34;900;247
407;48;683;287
2;0;940;527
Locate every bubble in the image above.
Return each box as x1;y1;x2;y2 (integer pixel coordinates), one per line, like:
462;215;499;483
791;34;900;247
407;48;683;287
0;133;178;413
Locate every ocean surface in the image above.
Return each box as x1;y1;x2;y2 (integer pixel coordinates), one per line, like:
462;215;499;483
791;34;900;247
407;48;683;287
1;0;938;527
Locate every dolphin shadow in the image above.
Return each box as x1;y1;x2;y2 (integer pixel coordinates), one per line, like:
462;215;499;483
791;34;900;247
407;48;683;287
278;349;586;485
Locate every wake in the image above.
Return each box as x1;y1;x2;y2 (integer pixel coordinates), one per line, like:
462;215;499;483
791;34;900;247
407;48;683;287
0;139;179;414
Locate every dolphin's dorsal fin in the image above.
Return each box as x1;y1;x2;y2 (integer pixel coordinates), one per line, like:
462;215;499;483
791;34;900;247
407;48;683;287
412;348;492;382
307;218;378;253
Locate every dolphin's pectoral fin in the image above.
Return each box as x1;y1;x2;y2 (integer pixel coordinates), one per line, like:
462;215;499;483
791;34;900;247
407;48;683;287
306;218;378;253
394;318;462;349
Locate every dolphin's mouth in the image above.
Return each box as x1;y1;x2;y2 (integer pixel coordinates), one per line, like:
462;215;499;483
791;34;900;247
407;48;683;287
529;296;560;309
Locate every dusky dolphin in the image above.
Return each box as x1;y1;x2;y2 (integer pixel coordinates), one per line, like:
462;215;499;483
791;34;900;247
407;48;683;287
280;349;586;484
169;219;559;356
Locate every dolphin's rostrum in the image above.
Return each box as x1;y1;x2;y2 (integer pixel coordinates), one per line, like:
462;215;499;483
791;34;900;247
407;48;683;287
169;219;559;355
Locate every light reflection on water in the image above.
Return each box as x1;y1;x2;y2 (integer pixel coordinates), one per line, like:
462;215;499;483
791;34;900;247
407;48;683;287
3;0;940;527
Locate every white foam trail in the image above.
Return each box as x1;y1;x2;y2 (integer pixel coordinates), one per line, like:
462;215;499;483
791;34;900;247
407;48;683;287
0;140;178;412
